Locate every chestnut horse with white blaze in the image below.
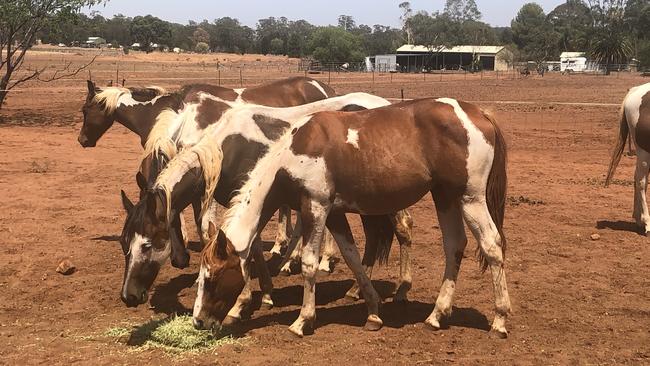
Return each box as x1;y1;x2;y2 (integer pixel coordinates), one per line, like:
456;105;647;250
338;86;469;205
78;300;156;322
194;97;511;338
606;83;650;234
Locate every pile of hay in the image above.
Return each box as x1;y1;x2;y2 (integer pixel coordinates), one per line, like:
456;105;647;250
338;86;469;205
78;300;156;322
105;315;238;353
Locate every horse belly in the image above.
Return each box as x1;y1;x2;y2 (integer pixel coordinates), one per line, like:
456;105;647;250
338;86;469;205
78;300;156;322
330;149;432;215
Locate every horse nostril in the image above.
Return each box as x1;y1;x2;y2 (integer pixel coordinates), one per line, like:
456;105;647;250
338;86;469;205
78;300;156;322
140;290;148;303
193;318;204;330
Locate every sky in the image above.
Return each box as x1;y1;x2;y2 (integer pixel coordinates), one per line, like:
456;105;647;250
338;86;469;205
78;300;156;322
86;0;565;28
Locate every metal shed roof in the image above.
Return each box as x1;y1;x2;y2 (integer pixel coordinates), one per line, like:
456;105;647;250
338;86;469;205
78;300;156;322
397;45;506;54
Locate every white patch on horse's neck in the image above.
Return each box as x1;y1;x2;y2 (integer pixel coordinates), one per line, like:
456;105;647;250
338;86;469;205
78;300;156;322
234;88;245;103
118;93;165;109
309;80;329;97
346;129;360;149
436;98;494;195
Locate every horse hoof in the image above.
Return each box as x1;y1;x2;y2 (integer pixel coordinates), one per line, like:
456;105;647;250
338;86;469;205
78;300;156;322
222;315;240;327
279;269;292;277
363;315;383;331
424;317;442;331
260;296;274;310
288;320;314;338
345;288;360;302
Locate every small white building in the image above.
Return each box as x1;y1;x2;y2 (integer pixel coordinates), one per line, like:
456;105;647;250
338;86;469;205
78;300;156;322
560;52;588;72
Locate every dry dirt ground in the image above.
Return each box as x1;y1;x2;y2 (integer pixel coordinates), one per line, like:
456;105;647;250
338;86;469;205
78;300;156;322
1;51;649;365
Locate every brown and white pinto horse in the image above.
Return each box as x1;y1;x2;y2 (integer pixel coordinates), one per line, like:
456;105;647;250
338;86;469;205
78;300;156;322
606;83;650;234
120;93;413;315
80;77;335;270
194;97;511;338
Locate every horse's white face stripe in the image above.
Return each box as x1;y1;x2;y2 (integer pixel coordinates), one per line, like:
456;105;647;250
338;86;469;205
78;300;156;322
309;80;329;98
193;265;210;318
436;98;494;196
346;128;360;149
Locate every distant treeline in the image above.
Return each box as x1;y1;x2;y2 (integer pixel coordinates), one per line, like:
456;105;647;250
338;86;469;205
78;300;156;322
37;0;650;67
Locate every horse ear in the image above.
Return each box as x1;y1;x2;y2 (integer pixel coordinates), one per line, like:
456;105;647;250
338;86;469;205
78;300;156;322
120;190;134;214
145;189;166;222
136;171;148;191
87;80;96;96
215;229;230;259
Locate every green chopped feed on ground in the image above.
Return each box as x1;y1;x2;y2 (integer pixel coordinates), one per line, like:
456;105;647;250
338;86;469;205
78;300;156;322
103;315;240;353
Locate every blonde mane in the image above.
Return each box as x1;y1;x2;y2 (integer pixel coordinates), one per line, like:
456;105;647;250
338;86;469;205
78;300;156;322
142;109;180;161
94;88;129;113
94;86;167;114
155;136;223;225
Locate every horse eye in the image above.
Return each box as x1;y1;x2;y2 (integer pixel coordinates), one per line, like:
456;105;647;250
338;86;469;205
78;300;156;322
141;242;152;251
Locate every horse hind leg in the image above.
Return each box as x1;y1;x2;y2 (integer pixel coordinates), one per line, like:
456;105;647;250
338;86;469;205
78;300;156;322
271;206;292;256
391;209;413;303
460;198;511;338
425;198;467;330
317;230;337;274
633;149;650;234
280;214;303;276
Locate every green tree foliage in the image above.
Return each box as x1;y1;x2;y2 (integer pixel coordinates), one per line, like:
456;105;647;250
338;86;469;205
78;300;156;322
511;3;561;61
308;26;365;63
130;15;171;52
548;0;591;51
269;38;285;55
337;15;356;31
443;0;482;21
194;41;209;53
192;27;210;47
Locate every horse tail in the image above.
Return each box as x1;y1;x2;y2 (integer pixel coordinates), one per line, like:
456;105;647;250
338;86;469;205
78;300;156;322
361;215;395;266
483;111;508;272
605;104;629;187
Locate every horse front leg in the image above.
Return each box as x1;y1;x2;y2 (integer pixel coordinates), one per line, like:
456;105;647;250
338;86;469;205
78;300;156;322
288;202;328;337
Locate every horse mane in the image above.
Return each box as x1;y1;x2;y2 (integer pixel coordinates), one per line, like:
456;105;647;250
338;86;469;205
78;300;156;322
94;88;129;113
142;109;179;161
155;135;223;224
94;86;167;114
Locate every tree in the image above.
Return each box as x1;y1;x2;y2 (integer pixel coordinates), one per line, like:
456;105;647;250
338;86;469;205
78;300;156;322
0;0;103;110
256;17;289;54
407;12;457;50
130;15;171;52
337;15;356;31
399;2;413;43
269;37;284;55
548;0;591;51
194;41;209;53
286;19;314;57
586;0;633;72
511;3;561;61
444;0;482;21
308;26;365;63
192;27;210;47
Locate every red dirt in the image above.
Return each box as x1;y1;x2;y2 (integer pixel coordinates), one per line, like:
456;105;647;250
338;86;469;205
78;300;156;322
1;51;649;365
